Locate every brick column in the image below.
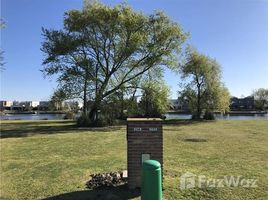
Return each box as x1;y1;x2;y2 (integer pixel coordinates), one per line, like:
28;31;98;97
127;118;163;189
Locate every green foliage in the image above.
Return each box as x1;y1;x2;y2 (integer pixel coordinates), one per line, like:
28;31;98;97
139;81;170;118
252;88;268;110
63;112;76;120
211;84;230;113
41;1;187;125
203;111;215;120
50;88;68;111
179;47;230;118
125;98;139;117
77;113;92;126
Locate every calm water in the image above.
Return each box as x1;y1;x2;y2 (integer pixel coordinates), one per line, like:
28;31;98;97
0;113;66;120
1;113;268;121
165;113;268;120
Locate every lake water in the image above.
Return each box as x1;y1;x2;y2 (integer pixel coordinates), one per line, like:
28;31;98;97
165;113;268;120
1;113;268;121
0;113;66;120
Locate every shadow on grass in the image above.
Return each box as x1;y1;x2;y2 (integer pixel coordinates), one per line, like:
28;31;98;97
184;138;207;142
1;119;73;124
0;121;122;139
1;119;214;139
43;184;140;200
163;119;215;125
163;119;215;131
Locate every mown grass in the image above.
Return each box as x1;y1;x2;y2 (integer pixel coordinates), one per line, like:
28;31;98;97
0;120;268;199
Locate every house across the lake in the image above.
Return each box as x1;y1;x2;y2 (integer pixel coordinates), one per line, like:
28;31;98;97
230;96;255;110
0;101;13;110
169;96;256;112
168;99;189;112
0;100;81;111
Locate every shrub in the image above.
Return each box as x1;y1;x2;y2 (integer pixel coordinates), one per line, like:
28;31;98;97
77;113;92;126
97;112;115;126
203;112;215;120
63;112;76;120
191;114;200;120
161;115;167;120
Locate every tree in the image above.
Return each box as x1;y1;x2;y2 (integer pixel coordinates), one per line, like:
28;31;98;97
41;1;187;125
252;88;268;110
50;88;68;111
139;80;170;118
179;47;230;119
41;28;95;114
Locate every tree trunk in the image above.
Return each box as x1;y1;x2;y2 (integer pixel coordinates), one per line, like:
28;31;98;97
145;91;150;117
119;90;124;119
88;86;103;125
83;79;87;114
89;106;97;124
197;85;201;119
89;65;100;125
88;101;101;125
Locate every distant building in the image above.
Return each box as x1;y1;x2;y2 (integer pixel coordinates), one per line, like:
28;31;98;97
19;101;40;108
12;101;20;106
169;99;180;110
64;101;79;110
169;99;189;111
0;100;81;111
38;101;50;110
230;96;255;110
0;101;13;110
10;101;23;110
31;101;40;108
8;101;40;111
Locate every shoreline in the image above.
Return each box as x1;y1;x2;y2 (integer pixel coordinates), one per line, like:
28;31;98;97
166;110;268;115
0;111;67;115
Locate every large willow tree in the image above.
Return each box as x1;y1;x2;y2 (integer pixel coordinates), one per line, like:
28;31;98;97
41;2;187;125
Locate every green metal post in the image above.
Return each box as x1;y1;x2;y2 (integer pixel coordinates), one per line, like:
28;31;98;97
141;160;162;200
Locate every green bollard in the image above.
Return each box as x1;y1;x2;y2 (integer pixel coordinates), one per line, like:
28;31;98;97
141;160;162;200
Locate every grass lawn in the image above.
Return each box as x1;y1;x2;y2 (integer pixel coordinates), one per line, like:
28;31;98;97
0;120;268;199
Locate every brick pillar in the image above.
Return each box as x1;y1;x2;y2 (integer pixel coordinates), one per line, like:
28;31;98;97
127;118;163;189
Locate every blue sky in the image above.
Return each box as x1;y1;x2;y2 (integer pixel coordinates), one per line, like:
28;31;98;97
1;0;268;101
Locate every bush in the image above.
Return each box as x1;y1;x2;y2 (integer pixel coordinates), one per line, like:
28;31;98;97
77;112;115;127
97;113;115;126
191;114;201;120
63;112;76;120
203;112;215;120
77;114;92;126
